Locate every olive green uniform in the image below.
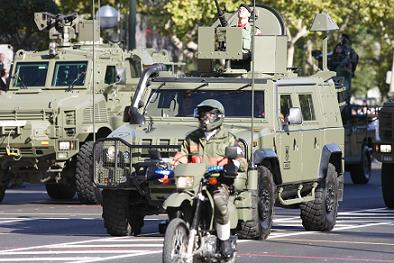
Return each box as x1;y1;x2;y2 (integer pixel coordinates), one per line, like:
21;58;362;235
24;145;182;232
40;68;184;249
179;127;247;226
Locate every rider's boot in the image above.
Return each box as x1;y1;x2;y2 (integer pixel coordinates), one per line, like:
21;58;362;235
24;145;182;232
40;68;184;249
216;221;233;260
220;239;234;261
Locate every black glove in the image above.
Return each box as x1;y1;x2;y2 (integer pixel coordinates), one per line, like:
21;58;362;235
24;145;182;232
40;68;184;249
223;161;239;177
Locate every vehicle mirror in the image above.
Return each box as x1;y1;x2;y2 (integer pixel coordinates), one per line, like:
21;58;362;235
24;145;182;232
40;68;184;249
386;71;392;85
129;106;145;124
287;107;303;125
148;149;161;160
123;106;130;122
116;67;126;85
225;146;240;159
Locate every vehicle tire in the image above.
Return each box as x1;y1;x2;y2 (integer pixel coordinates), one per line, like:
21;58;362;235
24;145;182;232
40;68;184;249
162;218;189;263
102;189;144;236
382;163;394;208
0;184;5;203
0;168;11;203
129;209;145;236
300;163;339;231
350;145;371;184
75;141;102;204
237;166;275;239
45;183;76;200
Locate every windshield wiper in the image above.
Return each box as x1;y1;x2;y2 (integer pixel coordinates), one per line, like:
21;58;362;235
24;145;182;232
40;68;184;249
12;74;28;89
142;82;166;114
66;72;86;92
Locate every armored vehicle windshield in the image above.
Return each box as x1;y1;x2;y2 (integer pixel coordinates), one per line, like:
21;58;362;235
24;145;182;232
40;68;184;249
52;61;87;87
14;62;48;87
144;88;265;118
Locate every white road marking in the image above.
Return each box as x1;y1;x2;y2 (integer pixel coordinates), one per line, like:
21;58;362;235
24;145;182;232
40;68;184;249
0;257;98;262
70;251;162;263
0;250;156;255
0;207;392;262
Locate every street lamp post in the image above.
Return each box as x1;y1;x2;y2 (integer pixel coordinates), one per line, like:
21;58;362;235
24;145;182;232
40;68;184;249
128;0;136;50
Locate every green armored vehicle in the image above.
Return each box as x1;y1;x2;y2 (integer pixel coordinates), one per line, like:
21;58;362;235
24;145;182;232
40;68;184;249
0;12;173;203
374;58;394;208
342;101;377;184
94;6;344;238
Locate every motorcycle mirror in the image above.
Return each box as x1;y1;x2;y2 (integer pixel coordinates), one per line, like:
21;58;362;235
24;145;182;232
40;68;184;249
225;146;239;159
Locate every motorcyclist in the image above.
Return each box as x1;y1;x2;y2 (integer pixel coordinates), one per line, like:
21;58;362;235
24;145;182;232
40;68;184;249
172;99;247;260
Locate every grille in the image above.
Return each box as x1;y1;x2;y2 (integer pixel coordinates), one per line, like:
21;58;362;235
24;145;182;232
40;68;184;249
94;138;180;188
379;109;394;140
83;101;109;124
0;110;51;121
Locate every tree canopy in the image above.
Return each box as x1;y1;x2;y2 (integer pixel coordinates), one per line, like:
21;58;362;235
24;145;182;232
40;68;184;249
0;0;393;97
0;0;59;50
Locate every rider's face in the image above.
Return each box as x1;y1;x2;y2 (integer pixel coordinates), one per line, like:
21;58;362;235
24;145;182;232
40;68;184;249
200;110;218;122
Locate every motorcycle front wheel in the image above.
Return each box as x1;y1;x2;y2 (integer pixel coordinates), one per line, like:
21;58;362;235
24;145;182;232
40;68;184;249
162;218;190;263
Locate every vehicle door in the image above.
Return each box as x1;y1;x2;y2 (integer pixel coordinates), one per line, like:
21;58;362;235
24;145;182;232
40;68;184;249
297;91;322;181
275;88;303;184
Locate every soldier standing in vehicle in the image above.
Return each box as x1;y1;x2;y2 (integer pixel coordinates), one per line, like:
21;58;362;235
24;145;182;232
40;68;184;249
330;34;359;100
236;3;261;55
171;99;247;261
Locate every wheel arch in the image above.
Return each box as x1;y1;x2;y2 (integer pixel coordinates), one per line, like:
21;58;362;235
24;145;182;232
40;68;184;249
319;144;343;179
85;126;113;142
320;144;343;200
253;149;282;185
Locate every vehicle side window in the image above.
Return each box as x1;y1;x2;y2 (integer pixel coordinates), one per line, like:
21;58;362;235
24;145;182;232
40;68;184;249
280;94;292;117
104;66;117;84
299;94;316;121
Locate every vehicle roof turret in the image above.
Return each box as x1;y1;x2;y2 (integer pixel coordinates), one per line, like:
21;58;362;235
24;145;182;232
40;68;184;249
34;12;99;47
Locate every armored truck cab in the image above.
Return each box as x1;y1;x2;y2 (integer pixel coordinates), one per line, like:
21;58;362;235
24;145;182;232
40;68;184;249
94;6;344;238
0;12;174;204
374;102;394;208
342;102;377;184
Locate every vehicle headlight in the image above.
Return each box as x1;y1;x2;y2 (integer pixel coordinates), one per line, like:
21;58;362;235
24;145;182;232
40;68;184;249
106;146;116;161
176;176;194;189
58;140;77;151
123;151;130;163
59;141;70;150
380;144;392;153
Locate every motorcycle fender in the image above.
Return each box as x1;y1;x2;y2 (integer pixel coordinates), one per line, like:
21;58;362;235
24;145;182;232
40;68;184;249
163;192;193;210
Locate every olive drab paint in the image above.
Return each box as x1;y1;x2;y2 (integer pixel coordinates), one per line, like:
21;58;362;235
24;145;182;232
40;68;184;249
94;5;345;237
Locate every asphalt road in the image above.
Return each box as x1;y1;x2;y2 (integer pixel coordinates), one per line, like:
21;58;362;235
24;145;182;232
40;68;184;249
0;161;393;263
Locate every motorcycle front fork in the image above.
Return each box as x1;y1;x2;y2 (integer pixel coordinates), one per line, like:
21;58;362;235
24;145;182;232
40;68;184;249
185;192;204;263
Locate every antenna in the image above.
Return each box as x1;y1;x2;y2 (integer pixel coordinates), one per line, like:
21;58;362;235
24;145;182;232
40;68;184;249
250;0;256;169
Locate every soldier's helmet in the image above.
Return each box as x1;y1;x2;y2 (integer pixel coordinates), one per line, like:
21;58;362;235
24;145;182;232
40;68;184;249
193;99;225;131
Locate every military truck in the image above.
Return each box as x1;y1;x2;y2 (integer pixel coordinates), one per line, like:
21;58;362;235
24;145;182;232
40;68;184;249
94;6;344;238
0;12;174;204
342;101;376;184
374;55;394;208
313;49;376;185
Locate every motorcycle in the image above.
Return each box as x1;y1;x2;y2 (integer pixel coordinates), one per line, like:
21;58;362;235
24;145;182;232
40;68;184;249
162;147;240;263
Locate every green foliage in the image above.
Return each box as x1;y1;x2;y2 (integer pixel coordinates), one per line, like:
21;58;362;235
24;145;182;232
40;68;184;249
0;0;59;51
2;0;393;98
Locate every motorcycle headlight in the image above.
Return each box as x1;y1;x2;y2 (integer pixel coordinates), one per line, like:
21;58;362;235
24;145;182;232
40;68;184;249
176;176;194;189
106;146;116;161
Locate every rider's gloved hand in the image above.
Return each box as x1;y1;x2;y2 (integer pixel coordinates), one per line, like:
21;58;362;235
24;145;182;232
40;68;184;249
223;160;239;177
